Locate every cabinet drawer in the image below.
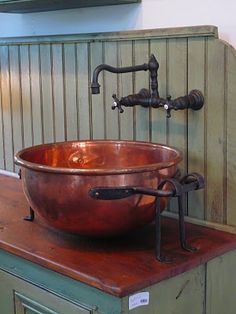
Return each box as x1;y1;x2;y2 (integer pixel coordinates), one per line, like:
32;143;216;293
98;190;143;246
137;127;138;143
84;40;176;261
14;291;91;314
0;270;93;314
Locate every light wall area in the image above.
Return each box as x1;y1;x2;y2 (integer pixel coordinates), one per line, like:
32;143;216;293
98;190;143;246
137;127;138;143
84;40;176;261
0;0;236;47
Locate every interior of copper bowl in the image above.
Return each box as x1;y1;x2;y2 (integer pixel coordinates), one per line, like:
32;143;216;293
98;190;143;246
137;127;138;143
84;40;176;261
15;140;182;173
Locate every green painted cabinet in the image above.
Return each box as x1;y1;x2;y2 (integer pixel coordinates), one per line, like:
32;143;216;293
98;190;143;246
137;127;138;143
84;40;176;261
0;0;141;13
1;249;236;314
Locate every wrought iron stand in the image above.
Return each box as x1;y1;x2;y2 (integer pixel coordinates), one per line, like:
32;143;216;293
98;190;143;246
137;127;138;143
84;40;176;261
90;172;205;262
155;173;204;262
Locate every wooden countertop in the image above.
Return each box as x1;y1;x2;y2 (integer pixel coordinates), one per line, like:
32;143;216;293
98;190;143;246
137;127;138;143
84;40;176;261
1;174;236;297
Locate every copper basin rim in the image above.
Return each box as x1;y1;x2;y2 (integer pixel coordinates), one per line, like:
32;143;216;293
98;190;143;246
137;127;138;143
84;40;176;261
15;140;183;237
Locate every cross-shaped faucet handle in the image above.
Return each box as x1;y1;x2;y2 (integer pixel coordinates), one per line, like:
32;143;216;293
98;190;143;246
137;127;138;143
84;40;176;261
112;94;124;113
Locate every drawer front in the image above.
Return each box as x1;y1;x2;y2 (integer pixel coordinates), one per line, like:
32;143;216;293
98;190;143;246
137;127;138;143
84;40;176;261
0;270;93;314
14;290;92;314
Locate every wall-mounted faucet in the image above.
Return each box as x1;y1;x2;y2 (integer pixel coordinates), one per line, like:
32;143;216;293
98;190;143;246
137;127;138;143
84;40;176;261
91;54;204;118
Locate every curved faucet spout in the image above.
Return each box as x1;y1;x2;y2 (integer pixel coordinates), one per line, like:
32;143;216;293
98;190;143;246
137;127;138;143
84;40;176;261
91;63;149;94
91;54;159;95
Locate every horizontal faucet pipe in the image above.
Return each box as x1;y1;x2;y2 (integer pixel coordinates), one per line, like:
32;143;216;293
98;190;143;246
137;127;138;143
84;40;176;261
120;95;165;108
91;63;149;94
118;90;204;111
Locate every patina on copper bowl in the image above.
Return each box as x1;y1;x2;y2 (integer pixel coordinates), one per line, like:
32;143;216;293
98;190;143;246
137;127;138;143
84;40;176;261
14;140;182;237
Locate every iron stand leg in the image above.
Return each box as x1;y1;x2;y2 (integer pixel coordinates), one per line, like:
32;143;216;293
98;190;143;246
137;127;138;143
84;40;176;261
178;194;196;252
155;198;172;262
24;206;35;222
155;198;162;261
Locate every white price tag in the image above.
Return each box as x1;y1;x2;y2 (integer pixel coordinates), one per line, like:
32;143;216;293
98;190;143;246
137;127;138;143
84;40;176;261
129;292;149;310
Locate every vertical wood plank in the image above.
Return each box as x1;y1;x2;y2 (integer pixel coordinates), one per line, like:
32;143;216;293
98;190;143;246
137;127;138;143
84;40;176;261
9;46;23;171
76;43;90;140
20;45;33;148
29;45;43;146
90;42;105;139
206;38;225;223
104;41;119;140
226;46;236;225
51;44;65;142
0;45;14;171
117;40;134;140
134;40;150;141
0;72;4;169
167;38;188;213
63;43;78;141
39;44;54;144
150;39;167;144
167;38;188;172
187;38;205;219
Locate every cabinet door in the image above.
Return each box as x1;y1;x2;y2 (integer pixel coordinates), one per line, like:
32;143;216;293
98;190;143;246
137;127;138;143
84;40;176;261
0;270;93;314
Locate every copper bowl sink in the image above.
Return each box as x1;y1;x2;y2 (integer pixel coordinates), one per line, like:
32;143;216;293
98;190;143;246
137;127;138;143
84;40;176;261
15;140;182;237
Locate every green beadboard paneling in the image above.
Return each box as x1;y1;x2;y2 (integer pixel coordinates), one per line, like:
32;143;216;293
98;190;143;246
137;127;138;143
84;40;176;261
0;45;14;171
0;25;235;228
187;38;206;219
39;44;54;144
134;40;150;141
51;44;66;142
205;38;226;224
30;44;43;145
104;41;119;140
0;25;218;45
0;81;4;169
226;45;236;226
76;43;91;140
167;38;188;214
150;39;167;144
117;40;134;140
20;45;33;148
90;42;105;139
64;43;78;141
9;45;23;173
